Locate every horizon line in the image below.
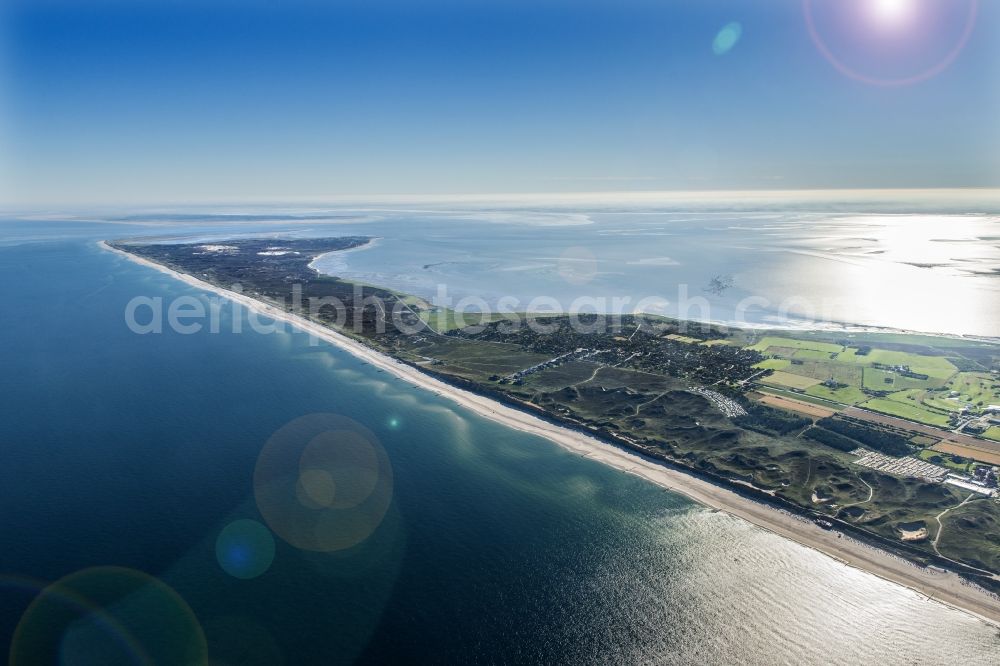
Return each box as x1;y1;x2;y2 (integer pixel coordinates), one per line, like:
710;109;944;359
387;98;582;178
5;186;1000;214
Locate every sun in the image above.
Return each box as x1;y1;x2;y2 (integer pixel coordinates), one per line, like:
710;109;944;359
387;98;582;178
868;0;918;29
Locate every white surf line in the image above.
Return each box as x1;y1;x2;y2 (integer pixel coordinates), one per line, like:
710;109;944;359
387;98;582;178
98;240;1000;627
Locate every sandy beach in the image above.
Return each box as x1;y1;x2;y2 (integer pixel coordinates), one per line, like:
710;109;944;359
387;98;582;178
100;240;1000;627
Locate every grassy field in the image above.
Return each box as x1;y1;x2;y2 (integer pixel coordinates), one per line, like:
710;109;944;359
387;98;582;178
863;349;957;380
803;384;868;404
418;308;513;333
749;336;844;354
921;394;966;414
915;448;974;474
755;387;844;408
405;337;551;378
860;397;951;427
862;368;937;392
791;360;863;385
792;348;837;361
751;337;959;373
755;358;790;371
868;371;1000;417
984;427;1000;443
756;394;837;418
944;372;1000;410
760;371;821;390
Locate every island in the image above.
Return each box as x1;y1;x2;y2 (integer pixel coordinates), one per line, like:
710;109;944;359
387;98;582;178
103;236;1000;623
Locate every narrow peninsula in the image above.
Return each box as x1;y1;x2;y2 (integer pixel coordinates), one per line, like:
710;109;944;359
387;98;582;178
103;236;1000;626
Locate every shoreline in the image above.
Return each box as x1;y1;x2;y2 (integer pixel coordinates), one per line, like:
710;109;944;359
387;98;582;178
99;240;1000;627
307;236;382;276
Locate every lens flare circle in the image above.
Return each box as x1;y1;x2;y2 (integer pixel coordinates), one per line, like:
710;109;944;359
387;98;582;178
216;519;277;580
254;413;394;552
803;0;979;86
10;566;207;666
297;468;338;508
713;22;743;56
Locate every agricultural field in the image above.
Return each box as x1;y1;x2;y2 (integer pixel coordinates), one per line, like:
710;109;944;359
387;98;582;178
860;397;951;427
418;307;511;333
862;368;938;392
755;358;790;371
933;441;1000;467
755;387;843;409
803;384;868;404
792;348;837;361
749;336;844;354
752;336;958;376
864;349;958;380
755;394;837;419
698;339;733;347
750;336;966;423
788;360;863;385
985;427;1000;443
760;371;821;390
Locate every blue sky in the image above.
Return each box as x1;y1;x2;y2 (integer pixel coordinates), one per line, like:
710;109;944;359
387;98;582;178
2;0;997;205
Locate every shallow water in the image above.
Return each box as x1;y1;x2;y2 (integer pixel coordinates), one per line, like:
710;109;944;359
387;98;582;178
311;207;1000;337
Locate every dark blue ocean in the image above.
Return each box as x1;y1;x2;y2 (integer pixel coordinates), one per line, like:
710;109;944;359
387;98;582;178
1;219;998;664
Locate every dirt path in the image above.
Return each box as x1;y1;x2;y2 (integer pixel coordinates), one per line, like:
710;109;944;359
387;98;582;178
634;390;670;416
571;364;605;388
842;475;874;508
931;494;998;579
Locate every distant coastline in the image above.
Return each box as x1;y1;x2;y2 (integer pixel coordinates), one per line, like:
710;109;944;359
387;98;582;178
99;239;1000;628
307;236;382;276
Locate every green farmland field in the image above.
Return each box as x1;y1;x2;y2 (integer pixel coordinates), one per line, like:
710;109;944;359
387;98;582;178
803;383;868;405
861;397;951;427
750;337;843;354
755;358;791;371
